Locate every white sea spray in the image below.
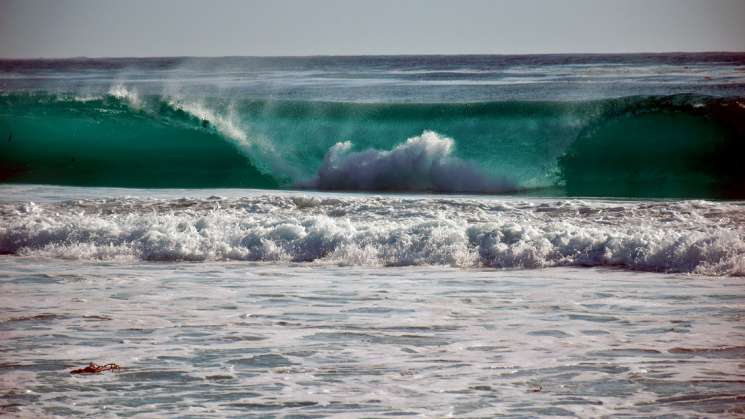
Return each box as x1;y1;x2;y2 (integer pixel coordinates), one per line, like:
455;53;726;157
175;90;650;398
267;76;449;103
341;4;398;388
1;194;743;276
301;131;517;193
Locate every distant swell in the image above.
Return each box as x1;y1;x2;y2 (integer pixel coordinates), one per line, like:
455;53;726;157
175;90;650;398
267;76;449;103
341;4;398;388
300;131;517;193
1;195;743;276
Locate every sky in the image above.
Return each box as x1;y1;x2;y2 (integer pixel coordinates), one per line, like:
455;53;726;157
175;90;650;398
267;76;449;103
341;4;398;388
1;0;744;58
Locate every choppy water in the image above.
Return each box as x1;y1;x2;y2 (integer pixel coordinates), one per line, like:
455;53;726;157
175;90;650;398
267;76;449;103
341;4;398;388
1;185;744;275
1;261;744;417
0;185;744;417
3;54;745;102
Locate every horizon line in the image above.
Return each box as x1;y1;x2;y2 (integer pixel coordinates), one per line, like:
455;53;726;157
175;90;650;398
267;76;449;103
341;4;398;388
2;50;745;61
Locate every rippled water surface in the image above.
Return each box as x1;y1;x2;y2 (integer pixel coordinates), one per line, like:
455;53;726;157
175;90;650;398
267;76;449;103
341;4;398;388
1;260;744;417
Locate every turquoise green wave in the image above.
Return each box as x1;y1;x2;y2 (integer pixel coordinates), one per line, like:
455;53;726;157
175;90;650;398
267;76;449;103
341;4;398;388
1;93;743;197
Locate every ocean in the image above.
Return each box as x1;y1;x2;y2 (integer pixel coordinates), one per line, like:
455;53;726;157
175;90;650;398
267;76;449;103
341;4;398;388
1;54;744;417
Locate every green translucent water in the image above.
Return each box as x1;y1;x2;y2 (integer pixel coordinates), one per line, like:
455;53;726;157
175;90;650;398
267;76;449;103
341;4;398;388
1;93;743;197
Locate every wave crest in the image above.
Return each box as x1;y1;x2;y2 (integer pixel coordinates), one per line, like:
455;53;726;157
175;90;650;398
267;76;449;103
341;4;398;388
108;84;142;108
302;131;517;193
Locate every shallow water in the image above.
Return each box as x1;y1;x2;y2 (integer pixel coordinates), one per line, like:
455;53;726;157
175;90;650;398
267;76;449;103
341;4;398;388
1;260;744;417
1;185;744;276
1;185;743;417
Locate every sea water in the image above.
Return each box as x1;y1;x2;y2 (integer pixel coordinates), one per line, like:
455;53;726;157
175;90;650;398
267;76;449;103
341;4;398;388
1;185;744;417
2;54;745;197
1;54;745;417
1;259;744;417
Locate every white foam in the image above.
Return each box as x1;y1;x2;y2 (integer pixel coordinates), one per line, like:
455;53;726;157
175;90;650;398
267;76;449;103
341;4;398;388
301;131;516;193
107;84;141;108
71;94;103;103
1;195;743;276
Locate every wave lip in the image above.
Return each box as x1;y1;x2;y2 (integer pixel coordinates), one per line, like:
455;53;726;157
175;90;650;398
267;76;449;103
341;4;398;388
301;131;517;193
0;91;279;188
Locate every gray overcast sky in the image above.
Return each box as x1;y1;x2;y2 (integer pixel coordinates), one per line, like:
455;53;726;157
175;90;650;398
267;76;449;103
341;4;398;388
1;0;743;58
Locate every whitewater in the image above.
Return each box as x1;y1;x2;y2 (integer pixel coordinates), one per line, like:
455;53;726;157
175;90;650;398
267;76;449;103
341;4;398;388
1;55;745;417
1;185;744;276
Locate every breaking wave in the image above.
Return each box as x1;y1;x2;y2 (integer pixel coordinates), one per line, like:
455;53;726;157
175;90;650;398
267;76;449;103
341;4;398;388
1;195;743;276
1;91;744;197
300;131;517;193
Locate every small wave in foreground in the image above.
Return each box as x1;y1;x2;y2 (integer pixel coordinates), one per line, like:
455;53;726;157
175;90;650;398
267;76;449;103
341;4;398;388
1;194;743;276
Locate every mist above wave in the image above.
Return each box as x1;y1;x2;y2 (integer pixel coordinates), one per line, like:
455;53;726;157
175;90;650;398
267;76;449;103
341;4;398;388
300;131;517;193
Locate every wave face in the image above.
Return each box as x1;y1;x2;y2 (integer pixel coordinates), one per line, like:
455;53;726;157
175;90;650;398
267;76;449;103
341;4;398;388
559;96;745;198
1;194;743;276
1;92;744;197
0;92;278;188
